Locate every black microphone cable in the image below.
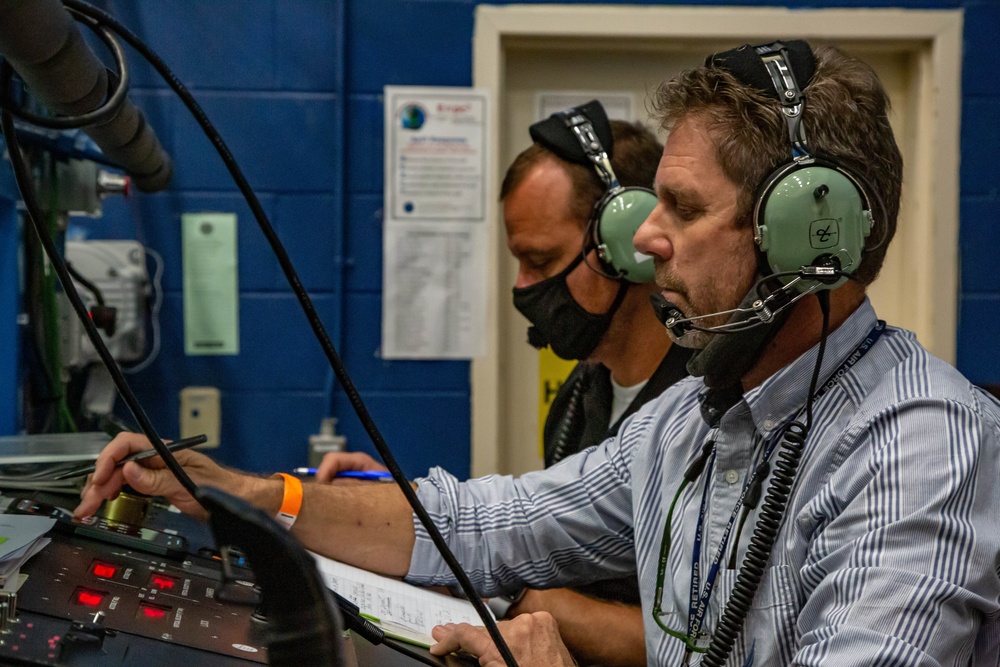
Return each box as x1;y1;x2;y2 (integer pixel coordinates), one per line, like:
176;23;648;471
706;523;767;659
701;289;831;667
51;2;519;664
0;9;128;131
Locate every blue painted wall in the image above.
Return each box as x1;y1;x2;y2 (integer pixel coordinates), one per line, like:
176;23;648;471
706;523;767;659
19;0;999;478
0;167;19;435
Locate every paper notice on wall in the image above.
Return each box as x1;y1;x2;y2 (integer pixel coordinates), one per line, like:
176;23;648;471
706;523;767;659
382;86;490;359
182;213;239;356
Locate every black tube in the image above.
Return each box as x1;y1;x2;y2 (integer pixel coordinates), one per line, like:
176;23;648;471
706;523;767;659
0;0;172;191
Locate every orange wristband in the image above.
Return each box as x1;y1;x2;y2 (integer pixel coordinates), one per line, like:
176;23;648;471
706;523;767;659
273;472;303;529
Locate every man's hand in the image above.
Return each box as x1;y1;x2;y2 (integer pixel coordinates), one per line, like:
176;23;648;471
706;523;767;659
315;451;387;483
507;588;646;666
430;612;576;667
75;432;249;521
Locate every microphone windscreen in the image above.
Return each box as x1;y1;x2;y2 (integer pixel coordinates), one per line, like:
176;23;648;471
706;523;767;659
526;326;548;350
648;293;689;337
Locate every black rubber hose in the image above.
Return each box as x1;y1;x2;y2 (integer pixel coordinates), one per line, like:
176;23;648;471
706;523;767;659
0;0;172;191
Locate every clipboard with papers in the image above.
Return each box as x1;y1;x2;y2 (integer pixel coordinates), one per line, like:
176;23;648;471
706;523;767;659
311;551;494;648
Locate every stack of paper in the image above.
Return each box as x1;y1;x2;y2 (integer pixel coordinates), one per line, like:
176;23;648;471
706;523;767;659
0;433;113;491
0;515;55;592
311;552;493;648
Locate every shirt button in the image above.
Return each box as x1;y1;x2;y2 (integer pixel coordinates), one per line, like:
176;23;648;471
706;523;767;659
724;469;740;485
761;418;776;431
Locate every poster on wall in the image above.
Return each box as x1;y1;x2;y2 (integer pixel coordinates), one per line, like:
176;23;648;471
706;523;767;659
382;86;491;359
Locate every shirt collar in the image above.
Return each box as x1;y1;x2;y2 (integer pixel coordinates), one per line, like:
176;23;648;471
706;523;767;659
738;298;879;439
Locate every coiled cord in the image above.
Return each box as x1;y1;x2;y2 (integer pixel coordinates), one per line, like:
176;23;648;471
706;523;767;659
701;421;805;666
701;290;830;667
546;371;586;466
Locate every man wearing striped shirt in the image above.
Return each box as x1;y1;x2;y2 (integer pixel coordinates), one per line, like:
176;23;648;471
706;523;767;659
77;41;1000;666
419;42;1000;665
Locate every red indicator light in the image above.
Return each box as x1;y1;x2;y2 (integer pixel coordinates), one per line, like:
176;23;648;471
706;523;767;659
91;562;117;578
73;588;104;608
136;602;171;621
150;574;176;591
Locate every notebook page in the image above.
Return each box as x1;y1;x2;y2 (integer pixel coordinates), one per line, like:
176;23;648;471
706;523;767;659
310;551;491;644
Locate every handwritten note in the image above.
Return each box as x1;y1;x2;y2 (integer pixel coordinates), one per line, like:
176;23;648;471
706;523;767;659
310;552;491;647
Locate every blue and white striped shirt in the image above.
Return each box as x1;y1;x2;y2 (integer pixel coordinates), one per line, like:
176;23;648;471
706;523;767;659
408;300;1000;665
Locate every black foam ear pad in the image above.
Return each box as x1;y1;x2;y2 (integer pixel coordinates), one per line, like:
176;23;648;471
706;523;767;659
529;100;614;166
705;40;817;98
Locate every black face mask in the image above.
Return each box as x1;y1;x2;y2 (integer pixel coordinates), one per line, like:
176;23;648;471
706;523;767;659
512;253;629;361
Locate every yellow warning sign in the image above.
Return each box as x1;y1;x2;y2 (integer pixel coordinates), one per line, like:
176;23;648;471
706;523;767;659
538;348;577;457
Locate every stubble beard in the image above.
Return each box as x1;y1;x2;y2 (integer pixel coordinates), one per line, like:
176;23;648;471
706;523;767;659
654;256;758;350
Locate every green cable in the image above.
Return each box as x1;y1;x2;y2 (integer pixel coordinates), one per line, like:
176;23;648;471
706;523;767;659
39;158;76;433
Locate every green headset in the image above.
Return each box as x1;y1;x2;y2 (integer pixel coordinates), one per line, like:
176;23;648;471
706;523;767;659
710;41;875;293
529;101;658;284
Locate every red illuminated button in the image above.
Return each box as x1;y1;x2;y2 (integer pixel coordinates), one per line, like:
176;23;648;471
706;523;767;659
136;602;170;621
71;587;105;608
90;561;117;579
149;574;177;591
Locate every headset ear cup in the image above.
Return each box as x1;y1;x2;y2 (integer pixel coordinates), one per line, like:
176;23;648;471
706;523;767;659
755;162;869;292
594;187;658;283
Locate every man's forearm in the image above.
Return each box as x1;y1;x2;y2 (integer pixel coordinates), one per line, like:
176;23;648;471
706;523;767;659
75;434;420;577
510;588;645;667
237;475;417;576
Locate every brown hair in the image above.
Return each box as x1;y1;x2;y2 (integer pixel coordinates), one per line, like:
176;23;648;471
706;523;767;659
500;120;662;228
651;45;902;286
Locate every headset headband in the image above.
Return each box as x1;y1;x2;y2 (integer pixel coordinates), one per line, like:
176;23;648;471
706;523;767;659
707;40;817;158
529;100;615;172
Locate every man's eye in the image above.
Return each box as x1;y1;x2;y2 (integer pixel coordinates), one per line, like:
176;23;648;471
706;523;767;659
675;205;700;221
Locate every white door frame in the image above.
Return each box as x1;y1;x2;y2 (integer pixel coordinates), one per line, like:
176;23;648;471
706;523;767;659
471;5;963;476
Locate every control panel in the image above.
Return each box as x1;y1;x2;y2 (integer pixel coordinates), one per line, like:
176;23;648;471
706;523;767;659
15;538;266;663
0;493;450;666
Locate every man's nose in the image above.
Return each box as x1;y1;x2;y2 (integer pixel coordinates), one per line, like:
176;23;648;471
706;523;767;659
633;206;671;262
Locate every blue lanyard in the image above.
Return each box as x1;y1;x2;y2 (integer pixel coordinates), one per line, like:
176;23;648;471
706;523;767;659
684;320;887;644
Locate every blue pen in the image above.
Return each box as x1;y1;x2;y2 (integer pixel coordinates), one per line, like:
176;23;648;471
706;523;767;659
292;468;394;482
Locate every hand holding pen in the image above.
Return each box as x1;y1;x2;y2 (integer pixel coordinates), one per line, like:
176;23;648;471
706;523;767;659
293;468;394;482
304;451;391;483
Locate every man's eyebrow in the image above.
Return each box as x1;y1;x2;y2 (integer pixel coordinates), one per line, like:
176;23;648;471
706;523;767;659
656;183;700;202
509;242;556;260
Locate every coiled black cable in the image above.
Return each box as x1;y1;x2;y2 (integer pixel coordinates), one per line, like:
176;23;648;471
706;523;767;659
701;291;830;667
0;10;129;130
546;371;586;466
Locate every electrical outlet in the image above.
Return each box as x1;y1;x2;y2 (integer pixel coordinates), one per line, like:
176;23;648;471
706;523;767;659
180;386;220;448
